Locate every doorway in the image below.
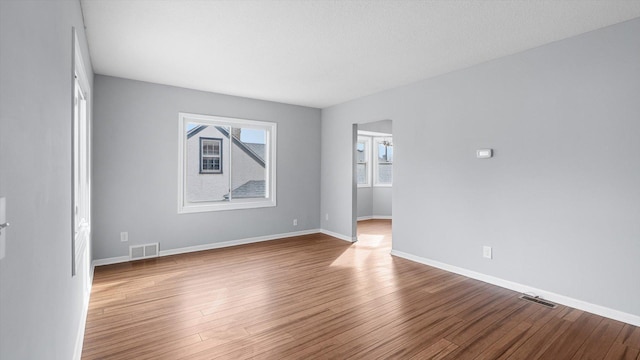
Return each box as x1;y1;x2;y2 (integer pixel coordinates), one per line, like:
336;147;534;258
353;120;393;246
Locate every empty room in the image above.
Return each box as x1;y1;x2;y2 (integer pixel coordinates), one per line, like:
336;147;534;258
2;1;640;359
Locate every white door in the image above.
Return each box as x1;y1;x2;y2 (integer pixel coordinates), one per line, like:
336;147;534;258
73;75;90;278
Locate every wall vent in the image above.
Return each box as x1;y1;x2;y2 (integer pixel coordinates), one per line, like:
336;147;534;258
519;294;557;309
129;243;159;260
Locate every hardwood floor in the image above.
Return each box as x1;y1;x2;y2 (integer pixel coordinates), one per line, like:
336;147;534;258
83;220;640;359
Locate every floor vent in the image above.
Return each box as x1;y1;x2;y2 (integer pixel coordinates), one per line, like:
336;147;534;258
129;243;159;260
519;294;557;309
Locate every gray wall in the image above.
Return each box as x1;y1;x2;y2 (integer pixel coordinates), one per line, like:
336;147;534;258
372;187;392;217
0;1;94;359
357;187;373;218
357;120;393;219
92;76;321;260
357;187;392;219
358;119;392;134
321;18;640;318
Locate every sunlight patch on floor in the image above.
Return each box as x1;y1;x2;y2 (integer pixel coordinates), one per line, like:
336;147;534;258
356;233;385;246
329;248;373;268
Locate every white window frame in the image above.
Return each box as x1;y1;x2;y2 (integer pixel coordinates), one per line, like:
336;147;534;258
373;136;393;187
178;112;277;213
356;136;372;188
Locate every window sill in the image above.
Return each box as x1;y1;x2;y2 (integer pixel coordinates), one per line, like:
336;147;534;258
178;198;276;214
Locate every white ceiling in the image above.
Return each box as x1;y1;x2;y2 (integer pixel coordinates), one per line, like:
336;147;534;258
81;0;640;108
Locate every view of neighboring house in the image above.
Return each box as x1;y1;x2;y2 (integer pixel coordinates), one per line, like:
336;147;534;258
186;125;266;202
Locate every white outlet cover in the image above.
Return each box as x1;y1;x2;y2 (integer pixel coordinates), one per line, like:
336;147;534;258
483;246;492;259
120;232;128;242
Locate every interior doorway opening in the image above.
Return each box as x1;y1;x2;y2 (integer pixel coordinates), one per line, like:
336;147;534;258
352;119;393;247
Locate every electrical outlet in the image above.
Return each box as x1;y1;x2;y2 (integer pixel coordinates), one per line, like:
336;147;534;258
0;197;6;260
120;232;128;242
325;213;329;221
293;219;298;226
483;246;492;259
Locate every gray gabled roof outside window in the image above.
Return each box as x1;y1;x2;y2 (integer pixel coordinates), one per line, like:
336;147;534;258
224;180;265;200
187;125;265;167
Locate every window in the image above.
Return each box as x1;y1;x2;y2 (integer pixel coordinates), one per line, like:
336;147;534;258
178;113;276;213
356;136;371;187
200;138;222;173
374;137;393;186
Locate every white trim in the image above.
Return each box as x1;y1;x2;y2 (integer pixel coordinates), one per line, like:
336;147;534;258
92;255;130;267
93;229;322;267
159;229;320;257
72;26;93;360
320;229;356;243
390;249;640;327
358;130;392;137
357;215;392;221
73;259;95;360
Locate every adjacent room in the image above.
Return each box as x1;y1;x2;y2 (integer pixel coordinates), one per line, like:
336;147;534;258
1;1;640;359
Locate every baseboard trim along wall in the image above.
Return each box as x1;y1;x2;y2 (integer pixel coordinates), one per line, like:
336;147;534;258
73;292;89;360
73;263;95;360
390;249;640;327
357;215;393;221
320;229;356;242
93;228;323;267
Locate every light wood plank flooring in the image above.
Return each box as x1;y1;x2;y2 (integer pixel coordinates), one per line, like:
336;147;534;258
83;220;640;359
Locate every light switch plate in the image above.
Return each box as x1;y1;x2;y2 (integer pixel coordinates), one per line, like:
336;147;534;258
483;246;492;259
477;149;493;159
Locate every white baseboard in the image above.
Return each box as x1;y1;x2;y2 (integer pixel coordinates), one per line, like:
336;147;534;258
72;295;89;360
320;229;356;243
93;255;129;267
73;260;95;360
159;229;321;257
357;215;392;221
390;250;640;327
93;229;322;267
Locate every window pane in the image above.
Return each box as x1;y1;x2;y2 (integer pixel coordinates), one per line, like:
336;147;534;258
186;124;229;202
378;143;393;162
377;163;392;184
356;142;366;163
357;164;367;184
202;157;220;171
231;127;267;199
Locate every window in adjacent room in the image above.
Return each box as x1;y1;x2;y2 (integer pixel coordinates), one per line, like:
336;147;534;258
356;136;372;187
374;137;393;186
178;113;277;213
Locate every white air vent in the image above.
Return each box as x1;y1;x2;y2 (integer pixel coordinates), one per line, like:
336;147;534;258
129;243;159;260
